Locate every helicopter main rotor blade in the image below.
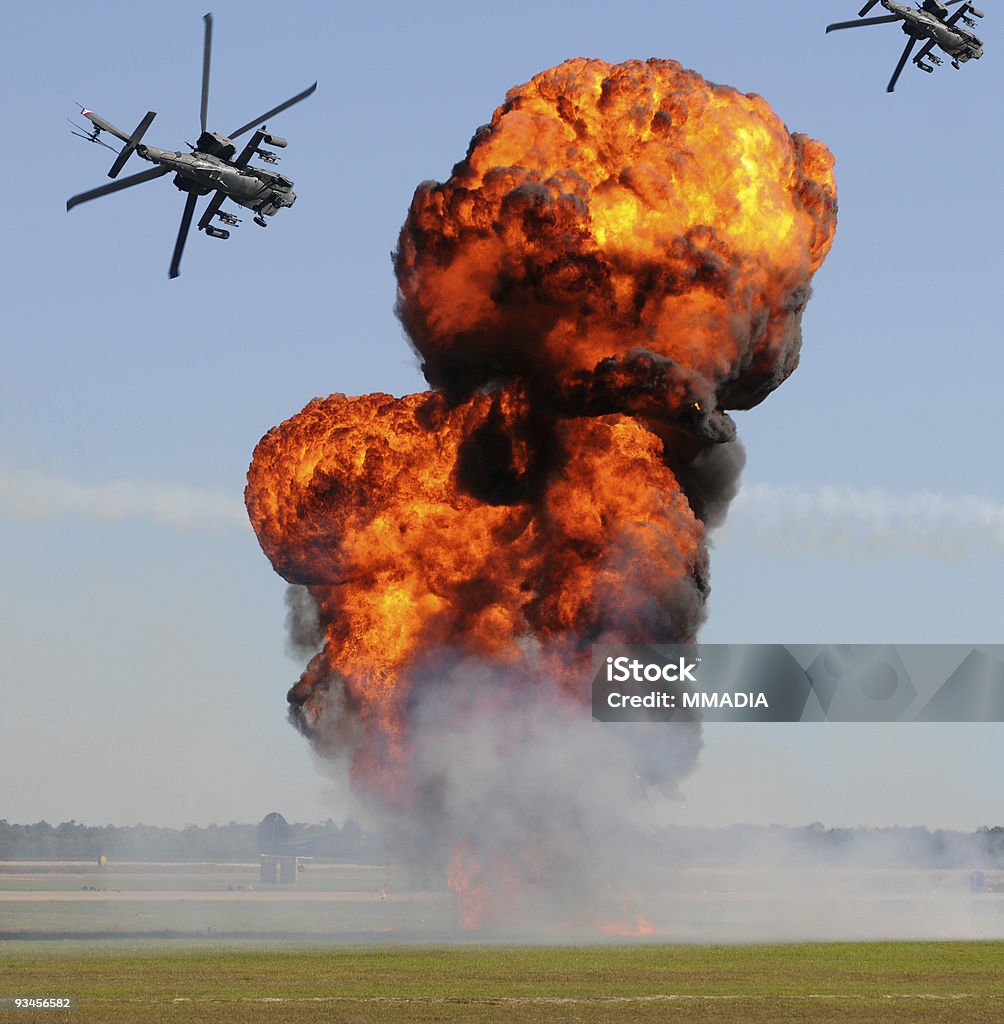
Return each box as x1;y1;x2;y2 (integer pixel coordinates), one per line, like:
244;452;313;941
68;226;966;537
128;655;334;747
67;165;171;211
888;34;919;92
107;111;157;179
169;192;200;279
200;12;213;135
827;14;900;32
228;81;317;139
858;0;881;14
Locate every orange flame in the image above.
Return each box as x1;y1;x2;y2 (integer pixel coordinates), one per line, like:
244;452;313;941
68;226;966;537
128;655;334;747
246;57;836;929
447;843;491;931
595;909;657;938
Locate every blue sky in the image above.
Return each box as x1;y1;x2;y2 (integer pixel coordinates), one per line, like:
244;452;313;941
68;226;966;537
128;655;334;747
1;0;1001;830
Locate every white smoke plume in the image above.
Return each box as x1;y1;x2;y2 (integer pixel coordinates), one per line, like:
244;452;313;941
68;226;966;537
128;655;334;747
723;483;1004;562
0;464;248;533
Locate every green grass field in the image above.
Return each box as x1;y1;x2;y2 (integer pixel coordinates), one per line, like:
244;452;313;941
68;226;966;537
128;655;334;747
4;941;1004;1023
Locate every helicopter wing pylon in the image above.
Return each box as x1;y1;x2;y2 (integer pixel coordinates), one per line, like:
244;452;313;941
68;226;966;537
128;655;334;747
233;129;268;167
946;2;983;24
912;38;938;68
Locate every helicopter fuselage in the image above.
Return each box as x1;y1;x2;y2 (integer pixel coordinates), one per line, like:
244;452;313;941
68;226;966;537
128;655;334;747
881;0;983;59
138;144;296;217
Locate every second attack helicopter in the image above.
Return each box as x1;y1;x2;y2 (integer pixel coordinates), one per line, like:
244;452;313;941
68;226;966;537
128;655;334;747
826;0;985;92
67;13;316;278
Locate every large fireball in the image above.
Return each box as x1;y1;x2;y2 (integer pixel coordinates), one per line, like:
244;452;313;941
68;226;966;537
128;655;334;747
396;58;836;414
246;57;837;930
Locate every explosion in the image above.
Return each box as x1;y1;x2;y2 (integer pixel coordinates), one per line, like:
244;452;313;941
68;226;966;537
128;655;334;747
246;58;836;930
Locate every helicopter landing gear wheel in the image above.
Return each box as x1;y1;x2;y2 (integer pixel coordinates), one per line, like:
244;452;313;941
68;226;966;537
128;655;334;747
254;214;268;227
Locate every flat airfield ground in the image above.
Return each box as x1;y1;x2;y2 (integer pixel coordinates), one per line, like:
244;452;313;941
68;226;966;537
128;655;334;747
3;860;1004;942
3;863;1004;1022
5;941;1004;1023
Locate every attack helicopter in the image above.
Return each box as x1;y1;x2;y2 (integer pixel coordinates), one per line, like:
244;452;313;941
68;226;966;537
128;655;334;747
826;0;985;92
67;13;316;278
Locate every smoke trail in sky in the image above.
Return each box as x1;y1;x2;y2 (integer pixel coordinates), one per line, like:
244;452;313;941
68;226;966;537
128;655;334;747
724;484;1004;562
0;464;247;532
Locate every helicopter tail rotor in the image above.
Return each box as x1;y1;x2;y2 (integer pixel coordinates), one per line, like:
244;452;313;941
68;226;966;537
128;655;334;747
106;111;157;178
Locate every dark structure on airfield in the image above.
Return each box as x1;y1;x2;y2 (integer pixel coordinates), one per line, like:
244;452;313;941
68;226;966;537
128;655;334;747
257;811;304;884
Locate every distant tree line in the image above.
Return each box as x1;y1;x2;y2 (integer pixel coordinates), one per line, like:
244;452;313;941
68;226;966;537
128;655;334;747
794;823;1004;868
654;823;1004;869
3;819;1003;868
0;818;387;864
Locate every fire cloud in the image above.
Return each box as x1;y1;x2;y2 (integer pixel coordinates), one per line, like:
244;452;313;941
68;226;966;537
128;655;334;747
246;58;836;930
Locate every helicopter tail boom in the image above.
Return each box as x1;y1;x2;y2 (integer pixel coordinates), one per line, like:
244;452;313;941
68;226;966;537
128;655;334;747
80;109;133;142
